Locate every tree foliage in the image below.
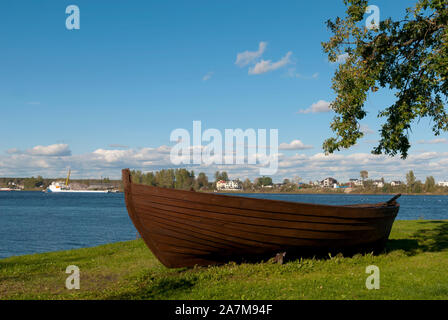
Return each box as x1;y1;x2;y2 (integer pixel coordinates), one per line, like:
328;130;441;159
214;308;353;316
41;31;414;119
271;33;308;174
196;172;209;190
242;178;253;191
155;169;175;189
214;171;229;182
406;170;417;191
132;169;210;190
174;169;195;190
23;176;44;189
424;175;436;191
255;176;273;187
360;170;369;180
323;0;448;158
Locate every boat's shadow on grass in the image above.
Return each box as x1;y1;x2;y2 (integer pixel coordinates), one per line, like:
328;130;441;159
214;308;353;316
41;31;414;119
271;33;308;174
386;221;448;255
107;271;197;300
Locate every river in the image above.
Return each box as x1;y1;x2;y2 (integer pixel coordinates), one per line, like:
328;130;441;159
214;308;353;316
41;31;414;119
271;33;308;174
1;191;447;258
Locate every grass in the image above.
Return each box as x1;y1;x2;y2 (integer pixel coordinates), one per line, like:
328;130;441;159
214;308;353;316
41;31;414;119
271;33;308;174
1;220;447;300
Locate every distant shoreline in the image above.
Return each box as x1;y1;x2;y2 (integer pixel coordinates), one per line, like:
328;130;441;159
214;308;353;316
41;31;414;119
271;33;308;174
3;189;448;196
0;190;123;193
211;190;448;196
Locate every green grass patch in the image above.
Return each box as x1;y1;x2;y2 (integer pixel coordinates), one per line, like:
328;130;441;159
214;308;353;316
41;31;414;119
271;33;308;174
1;220;447;300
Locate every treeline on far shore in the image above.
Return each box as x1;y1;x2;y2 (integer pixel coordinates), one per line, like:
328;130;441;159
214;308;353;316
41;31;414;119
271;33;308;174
131;169;275;191
351;173;448;195
131;169;448;195
2;169;447;195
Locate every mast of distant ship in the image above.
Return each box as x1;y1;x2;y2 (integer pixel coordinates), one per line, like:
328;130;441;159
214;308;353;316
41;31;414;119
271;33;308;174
65;169;71;187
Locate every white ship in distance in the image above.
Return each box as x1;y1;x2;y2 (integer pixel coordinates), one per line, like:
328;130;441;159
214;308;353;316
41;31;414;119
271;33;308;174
47;170;110;193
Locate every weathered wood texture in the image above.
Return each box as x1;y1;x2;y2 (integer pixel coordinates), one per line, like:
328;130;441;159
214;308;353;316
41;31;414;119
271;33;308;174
122;169;399;268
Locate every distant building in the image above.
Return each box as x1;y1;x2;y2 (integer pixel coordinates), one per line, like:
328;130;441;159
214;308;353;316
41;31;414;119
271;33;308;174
6;181;23;190
437;181;448;187
274;183;286;188
321;177;338;188
390;181;403;187
349;178;364;187
373;180;384;188
216;180;241;191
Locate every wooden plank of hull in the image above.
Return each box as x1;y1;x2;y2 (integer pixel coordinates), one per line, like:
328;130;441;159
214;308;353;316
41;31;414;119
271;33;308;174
143;215;387;255
132;193;389;228
132;194;392;233
122;169;399;268
135;203;386;243
138;208;394;252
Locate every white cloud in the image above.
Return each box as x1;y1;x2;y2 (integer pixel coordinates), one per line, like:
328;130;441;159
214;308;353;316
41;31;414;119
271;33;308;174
309;152;345;162
417;138;448;145
92;149;133;163
248;51;292;75
27;144;71;157
360;124;374;135
298;100;332;114
6;148;21;154
279;140;313;150
235;42;267;67
202;72;214;81
2;143;448;182
408;152;439;161
336;53;349;63
286;68;319;79
156;145;172;154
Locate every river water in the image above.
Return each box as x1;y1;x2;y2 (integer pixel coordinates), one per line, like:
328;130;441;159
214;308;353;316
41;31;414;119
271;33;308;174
1;191;447;258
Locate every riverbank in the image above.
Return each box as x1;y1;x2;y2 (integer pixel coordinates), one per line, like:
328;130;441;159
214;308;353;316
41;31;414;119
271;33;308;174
2;187;447;195
1;220;447;300
0;189;122;192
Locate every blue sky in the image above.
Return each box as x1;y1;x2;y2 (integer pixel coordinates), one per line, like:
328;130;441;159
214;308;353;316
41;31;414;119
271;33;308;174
1;0;447;181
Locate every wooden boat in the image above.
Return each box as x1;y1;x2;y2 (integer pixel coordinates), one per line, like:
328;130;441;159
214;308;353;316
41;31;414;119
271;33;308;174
122;169;400;268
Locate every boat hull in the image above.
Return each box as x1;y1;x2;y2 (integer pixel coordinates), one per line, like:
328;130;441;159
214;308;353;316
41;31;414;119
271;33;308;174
122;169;399;268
